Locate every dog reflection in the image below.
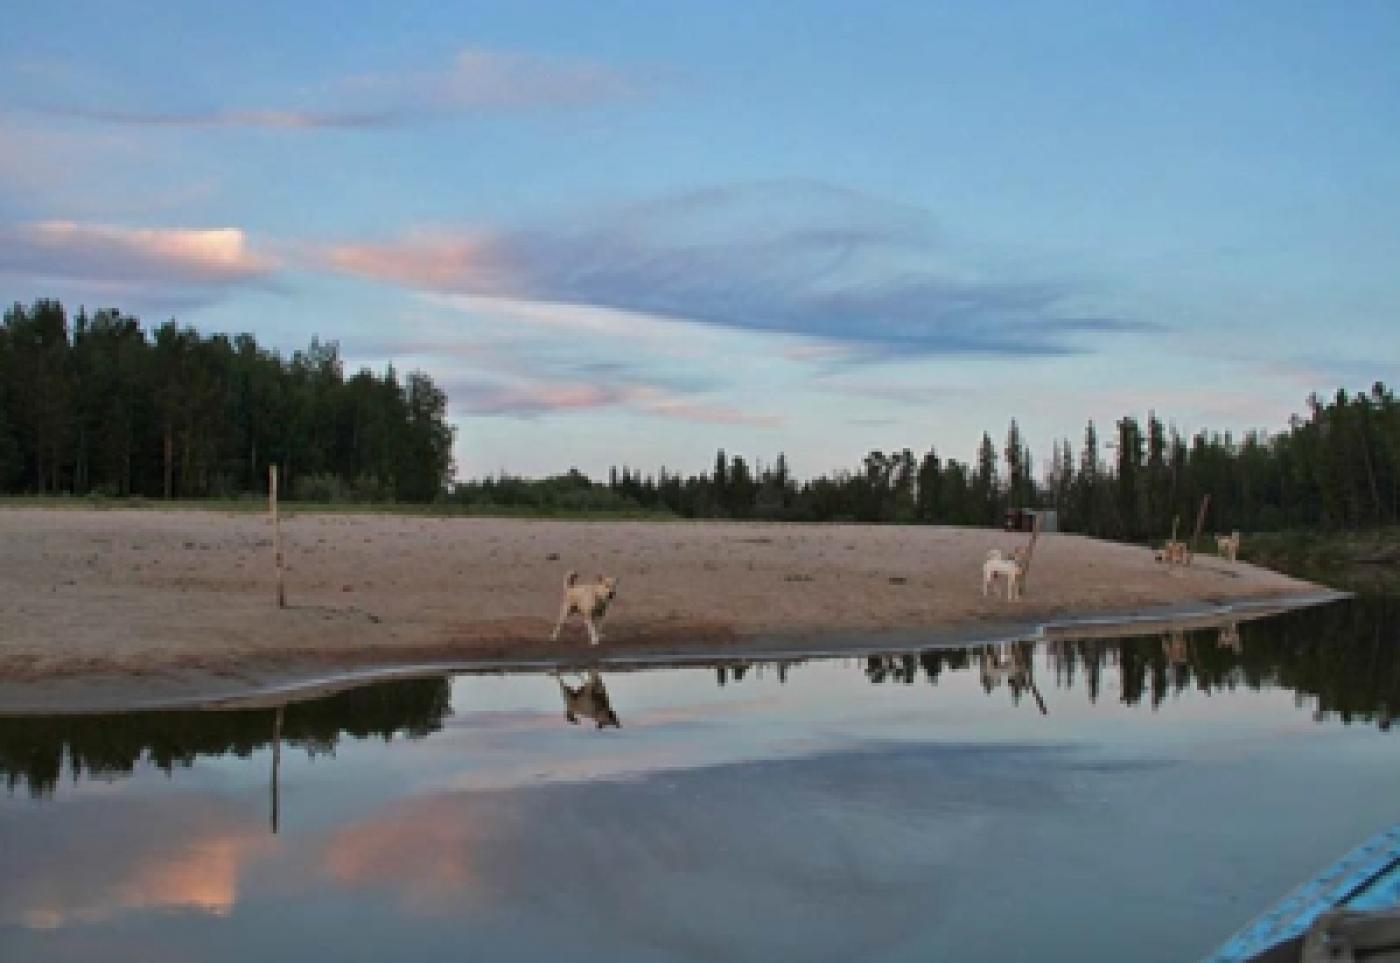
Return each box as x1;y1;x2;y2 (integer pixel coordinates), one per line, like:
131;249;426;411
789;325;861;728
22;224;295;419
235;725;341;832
978;642;1047;715
1161;630;1189;667
555;670;621;729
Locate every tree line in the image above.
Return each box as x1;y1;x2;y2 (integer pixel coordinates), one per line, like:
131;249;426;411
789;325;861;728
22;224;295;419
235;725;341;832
6;299;1396;538
463;385;1399;538
0;299;454;501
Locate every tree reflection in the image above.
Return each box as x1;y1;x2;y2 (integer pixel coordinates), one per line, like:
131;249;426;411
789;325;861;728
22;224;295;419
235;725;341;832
0;676;451;798
744;598;1400;730
4;600;1394;801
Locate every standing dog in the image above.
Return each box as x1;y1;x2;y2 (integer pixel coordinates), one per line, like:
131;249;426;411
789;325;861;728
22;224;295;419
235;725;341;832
1156;540;1192;566
1216;531;1241;563
550;571;618;645
982;549;1024;601
555;670;621;728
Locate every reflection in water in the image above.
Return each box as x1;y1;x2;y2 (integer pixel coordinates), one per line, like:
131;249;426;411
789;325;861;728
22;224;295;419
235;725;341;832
978;642;1048;715
2;598;1397;801
555;670;621;728
718;596;1400;729
0;676;452;798
1;597;1399;963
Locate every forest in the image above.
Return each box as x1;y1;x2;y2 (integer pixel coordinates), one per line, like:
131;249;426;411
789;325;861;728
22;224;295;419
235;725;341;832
0;299;455;502
3;298;1397;541
466;387;1400;539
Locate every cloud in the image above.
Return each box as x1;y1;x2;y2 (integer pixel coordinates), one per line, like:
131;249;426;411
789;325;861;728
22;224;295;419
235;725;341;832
0;220;275;286
327;233;516;291
46;106;405;130
35;47;642;131
347;47;640;112
358;292;783;426
445;377;781;426
321;182;1157;357
0;797;270;930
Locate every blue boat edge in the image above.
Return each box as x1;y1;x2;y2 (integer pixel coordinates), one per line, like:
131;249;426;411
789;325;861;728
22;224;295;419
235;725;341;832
1205;824;1400;962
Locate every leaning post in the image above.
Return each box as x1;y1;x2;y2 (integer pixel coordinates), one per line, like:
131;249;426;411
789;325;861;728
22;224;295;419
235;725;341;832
1192;494;1211;559
270;465;286;608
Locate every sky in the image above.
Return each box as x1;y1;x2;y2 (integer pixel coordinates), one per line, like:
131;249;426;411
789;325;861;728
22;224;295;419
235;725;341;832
2;1;1397;480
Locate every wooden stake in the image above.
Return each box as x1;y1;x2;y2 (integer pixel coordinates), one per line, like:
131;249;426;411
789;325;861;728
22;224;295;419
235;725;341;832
270;465;285;608
1192;494;1211;555
1019;512;1042;580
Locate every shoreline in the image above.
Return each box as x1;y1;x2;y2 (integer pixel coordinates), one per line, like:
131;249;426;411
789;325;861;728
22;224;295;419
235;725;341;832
0;589;1345;715
1;508;1330;714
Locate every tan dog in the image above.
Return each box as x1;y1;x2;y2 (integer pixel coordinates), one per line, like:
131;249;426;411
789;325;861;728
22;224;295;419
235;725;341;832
1216;531;1241;563
1156;541;1192;566
550;571;618;645
556;670;621;728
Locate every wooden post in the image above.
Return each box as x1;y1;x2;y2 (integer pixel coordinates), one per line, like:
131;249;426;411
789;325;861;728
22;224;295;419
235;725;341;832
1018;512;1042;581
1192;494;1211;556
270;465;285;608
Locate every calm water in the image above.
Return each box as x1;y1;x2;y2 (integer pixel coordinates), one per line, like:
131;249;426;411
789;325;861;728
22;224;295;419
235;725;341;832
3;599;1399;963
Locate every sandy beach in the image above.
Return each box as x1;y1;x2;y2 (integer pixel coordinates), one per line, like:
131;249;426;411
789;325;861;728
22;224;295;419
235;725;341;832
0;508;1325;710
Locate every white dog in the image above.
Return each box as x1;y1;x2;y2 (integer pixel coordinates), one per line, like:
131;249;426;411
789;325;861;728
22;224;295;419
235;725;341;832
550;571;618;645
1216;531;1241;563
982;549;1024;601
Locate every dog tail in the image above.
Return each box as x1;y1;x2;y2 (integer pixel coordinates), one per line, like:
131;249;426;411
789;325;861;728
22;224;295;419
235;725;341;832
565;570;579;588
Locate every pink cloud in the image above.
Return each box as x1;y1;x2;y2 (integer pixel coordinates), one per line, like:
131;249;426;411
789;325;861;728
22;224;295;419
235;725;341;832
0;220;275;286
325;232;515;293
448;378;780;426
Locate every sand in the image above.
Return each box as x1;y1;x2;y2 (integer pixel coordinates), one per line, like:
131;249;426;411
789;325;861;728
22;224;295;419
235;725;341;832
0;508;1326;710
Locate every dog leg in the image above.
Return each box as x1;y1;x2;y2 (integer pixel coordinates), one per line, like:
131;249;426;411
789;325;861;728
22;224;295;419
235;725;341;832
586;617;601;645
550;604;570;641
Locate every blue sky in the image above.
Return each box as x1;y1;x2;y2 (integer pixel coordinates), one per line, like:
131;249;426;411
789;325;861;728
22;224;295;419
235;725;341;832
2;1;1397;478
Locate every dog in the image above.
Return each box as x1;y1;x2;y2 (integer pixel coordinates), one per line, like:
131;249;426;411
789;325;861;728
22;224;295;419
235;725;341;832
982;549;1024;601
550;571;618;645
1156;540;1192;566
555;670;621;728
1216;531;1241;563
978;642;1047;714
1162;629;1189;666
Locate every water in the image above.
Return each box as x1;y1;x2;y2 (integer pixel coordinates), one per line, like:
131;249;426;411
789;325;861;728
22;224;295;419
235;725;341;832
2;599;1398;962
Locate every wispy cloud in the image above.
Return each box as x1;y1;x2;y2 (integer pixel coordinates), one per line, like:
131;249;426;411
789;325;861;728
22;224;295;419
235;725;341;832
327;234;517;291
0;220;275;286
355;296;780;427
32;47;643;131
45;106;404;130
445;377;780;426
344;47;641;112
322;182;1157;357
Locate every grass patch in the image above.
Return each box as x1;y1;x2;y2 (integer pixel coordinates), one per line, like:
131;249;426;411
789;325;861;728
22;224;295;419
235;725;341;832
1241;527;1400;595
